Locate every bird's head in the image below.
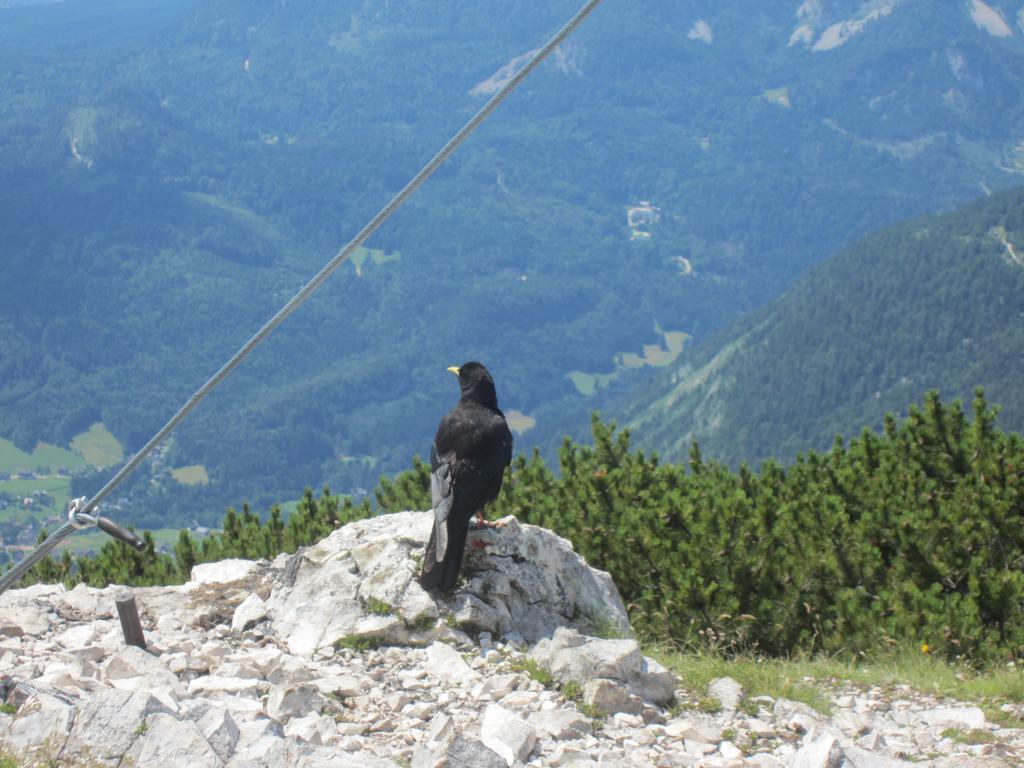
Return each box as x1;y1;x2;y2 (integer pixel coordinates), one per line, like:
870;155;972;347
448;362;499;408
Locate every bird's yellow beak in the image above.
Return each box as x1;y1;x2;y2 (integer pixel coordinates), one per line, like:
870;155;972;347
447;366;460;376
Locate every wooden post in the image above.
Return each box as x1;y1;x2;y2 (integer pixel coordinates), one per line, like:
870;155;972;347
115;592;146;650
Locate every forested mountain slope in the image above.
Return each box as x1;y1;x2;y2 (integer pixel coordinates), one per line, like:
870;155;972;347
2;0;1024;526
625;185;1024;465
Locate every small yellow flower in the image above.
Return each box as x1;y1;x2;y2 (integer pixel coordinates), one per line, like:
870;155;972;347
921;643;930;654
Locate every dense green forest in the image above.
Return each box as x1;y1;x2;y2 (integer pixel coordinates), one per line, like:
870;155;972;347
625;184;1024;467
3;0;1024;531
21;391;1024;663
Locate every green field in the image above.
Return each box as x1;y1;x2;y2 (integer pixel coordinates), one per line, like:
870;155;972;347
0;475;72;514
1;423;125;555
0;437;88;474
569;330;688;396
171;464;210;486
69;423;124;468
505;409;536;435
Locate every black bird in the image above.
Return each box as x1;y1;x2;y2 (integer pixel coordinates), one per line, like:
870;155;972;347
420;362;513;593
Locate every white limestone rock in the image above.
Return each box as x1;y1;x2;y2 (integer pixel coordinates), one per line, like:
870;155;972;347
426;641;480;687
231;715;285;760
707;676;744;716
103;645;166;680
231;593;268;633
664;715;722;743
791;733;845;768
266;653;316;685
266;684;324;723
449;592;501;635
457;516;630;642
267;512;630;656
527;707;592;740
134;712;224;767
481;703;537;766
1;690;76;760
63;688;175;766
920;705;987;730
284;711;336;745
529;627;676;708
191;560;263;586
413;716;506;768
188;675;262;698
0;583;60;637
583;678;644;715
198;707;241;761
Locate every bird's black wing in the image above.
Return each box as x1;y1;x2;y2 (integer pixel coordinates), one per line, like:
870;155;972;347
429;440;456;564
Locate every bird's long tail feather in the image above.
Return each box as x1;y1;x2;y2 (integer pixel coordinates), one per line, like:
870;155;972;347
419;518;469;593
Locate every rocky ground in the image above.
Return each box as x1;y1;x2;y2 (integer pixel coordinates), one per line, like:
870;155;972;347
0;512;1021;767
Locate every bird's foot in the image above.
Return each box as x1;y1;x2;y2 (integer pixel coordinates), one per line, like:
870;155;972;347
472;516;497;528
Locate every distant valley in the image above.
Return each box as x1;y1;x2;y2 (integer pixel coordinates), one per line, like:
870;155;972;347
2;0;1024;539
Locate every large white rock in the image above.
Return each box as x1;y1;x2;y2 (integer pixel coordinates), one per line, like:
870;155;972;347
188;676;262;698
459;516;630;642
529;627;676;708
103;645;167;681
1;691;76;760
413;714;506;768
527;708;592;740
134;712;224;767
707;676;744;715
266;513;429;656
231;594;268;634
63;688;175;766
0;583;60;637
191;560;263;586
266;512;630;656
481;703;537;766
198;707;241;762
582;678;643;715
283;711;336;745
426;641;480;687
664;715;722;743
266;684;324;723
791;733;845;768
920;705;987;730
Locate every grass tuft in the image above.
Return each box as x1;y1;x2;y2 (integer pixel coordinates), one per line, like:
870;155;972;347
650;644;1024;722
941;727;997;745
334;635;381;652
507;657;553;688
364;598;393;616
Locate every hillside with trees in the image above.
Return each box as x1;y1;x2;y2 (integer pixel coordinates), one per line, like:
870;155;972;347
2;0;1024;531
624;185;1024;467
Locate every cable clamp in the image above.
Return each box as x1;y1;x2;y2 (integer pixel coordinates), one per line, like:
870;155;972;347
68;497;98;530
